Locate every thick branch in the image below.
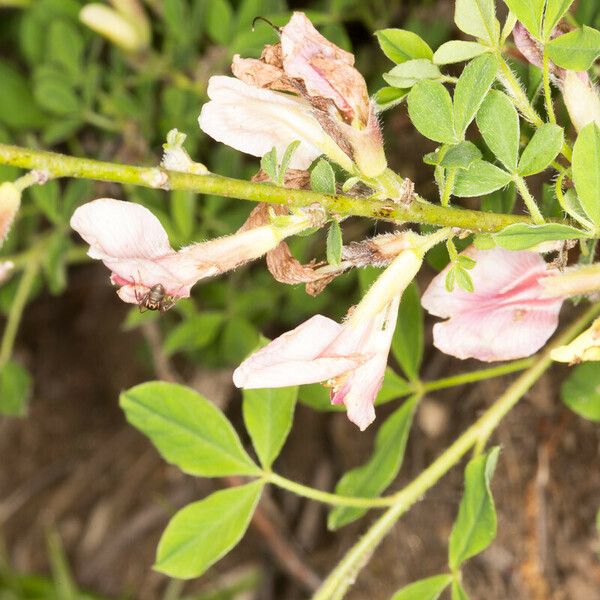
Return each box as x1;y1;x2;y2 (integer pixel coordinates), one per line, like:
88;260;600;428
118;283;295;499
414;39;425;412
0;143;548;233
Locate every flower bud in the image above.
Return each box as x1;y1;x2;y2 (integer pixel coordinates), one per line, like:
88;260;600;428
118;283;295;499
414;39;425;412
161;129;208;175
80;2;150;53
0;261;14;285
0;182;21;245
551;317;600;364
562;70;600;132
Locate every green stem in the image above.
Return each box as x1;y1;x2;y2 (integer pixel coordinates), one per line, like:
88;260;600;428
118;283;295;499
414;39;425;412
0;143;565;234
265;472;394;508
497;53;573;164
312;303;600;600
0;246;42;368
421;358;534;392
542;49;557;124
497;53;544;127
441;168;456;207
514;175;545;224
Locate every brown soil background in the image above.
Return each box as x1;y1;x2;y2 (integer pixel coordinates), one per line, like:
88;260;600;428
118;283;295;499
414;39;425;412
1;259;600;600
2;2;600;596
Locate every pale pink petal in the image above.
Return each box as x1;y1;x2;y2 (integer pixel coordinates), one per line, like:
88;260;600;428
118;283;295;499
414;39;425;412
281;12;367;122
513;22;543;67
235;356;362;389
422;246;564;362
199;76;324;169
70;198;172;260
422;247;549;318
330;294;400;430
431;300;562;361
71;199;195;300
233;315;360;388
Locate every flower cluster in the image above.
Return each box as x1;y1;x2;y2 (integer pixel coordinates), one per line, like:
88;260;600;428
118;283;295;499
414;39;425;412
68;12;600;430
199;12;387;178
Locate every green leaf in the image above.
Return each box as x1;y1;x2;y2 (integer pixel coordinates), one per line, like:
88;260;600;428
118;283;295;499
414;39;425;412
278;140;301;185
453;53;498;138
328;396;418;529
375;29;434;64
482;182;517;214
391;282;423;381
155;481;263;578
561;363;600;422
476;90;520;172
170;190;196;241
453;161;512;197
204;0;233;44
518;123;564;176
310;159;336;195
391;574;454;600
221;317;259;365
120;382;259;476
455;266;474;292
326;220;343;266
452;581;471;600
0;63;48;130
242;386;297;469
383;59;442;89
493;223;588;250
543;0;576;40
572;123;600;226
30;180;60;224
260;147;278;182
448;447;500;570
378;368;413;404
48;20;84;81
434;142;483;170
374;87;409;112
503;0;545;39
0;361;32;416
546;26;600;71
455;0;500;44
33;66;81;116
42;233;70;295
433;41;491;64
163;312;225;356
408;80;457;144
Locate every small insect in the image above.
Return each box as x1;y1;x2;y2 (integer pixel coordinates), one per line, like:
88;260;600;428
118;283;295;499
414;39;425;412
134;283;177;313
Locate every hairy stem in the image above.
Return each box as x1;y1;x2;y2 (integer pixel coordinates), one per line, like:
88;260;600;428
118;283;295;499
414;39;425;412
265;472;395;508
542;49;557;124
0;143;565;234
0;245;42;368
514;175;545;224
312;302;600;600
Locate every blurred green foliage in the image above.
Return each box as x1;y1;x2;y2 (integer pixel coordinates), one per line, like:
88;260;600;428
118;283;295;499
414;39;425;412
0;0;451;374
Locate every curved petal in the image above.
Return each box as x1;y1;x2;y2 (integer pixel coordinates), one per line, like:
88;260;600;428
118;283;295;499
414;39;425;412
233;315;352;387
422;246;550;318
431;299;563;361
235;356;362;388
70;198;173;260
281;12;368;123
199;76;324;169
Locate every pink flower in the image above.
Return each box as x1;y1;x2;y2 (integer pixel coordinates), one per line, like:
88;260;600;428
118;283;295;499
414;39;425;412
199;12;387;178
280;12;369;126
421;246;564;362
234;246;424;430
71;198;312;306
233;298;399;431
